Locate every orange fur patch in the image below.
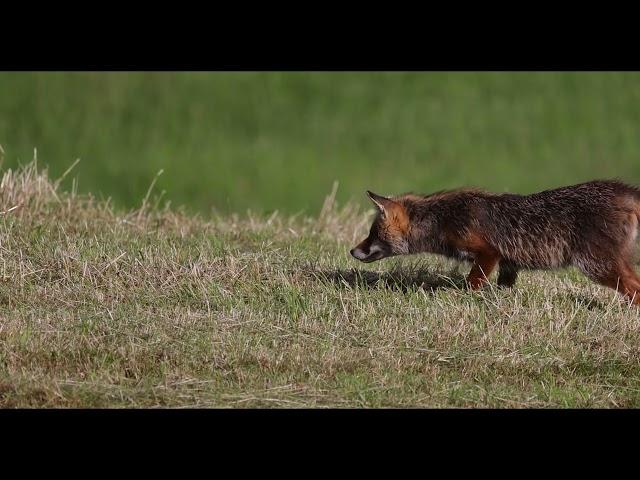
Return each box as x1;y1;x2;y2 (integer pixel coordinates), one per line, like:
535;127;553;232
448;230;497;256
386;202;410;235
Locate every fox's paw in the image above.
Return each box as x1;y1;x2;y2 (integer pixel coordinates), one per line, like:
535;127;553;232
497;272;518;288
497;279;517;288
466;276;488;290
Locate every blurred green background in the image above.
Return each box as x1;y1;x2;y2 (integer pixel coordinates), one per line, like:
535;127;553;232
2;71;640;214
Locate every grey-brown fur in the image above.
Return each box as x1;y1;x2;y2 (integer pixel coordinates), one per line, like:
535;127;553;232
351;181;640;305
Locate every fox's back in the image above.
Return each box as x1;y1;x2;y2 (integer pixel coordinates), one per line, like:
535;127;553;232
476;180;640;268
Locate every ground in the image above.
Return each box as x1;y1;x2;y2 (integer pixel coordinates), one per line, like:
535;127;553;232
1;164;640;408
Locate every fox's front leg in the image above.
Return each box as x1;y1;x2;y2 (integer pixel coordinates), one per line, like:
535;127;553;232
467;253;500;290
497;259;519;288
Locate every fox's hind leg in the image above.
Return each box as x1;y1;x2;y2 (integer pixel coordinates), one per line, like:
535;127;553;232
617;262;640;305
497;260;519;288
575;207;640;305
583;261;640;306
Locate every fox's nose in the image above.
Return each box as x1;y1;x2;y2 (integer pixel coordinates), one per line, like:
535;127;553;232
350;247;367;260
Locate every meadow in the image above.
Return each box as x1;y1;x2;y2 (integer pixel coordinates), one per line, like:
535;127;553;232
2;72;640;214
1;162;640;407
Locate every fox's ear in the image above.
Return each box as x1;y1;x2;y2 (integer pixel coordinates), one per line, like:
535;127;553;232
367;190;395;215
367;190;410;232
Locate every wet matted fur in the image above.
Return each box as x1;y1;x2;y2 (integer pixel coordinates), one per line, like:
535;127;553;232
350;180;640;305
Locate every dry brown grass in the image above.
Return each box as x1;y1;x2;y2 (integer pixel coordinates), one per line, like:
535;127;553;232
1;162;640;408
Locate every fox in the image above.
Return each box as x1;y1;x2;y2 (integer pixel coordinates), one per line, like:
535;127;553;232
350;180;640;305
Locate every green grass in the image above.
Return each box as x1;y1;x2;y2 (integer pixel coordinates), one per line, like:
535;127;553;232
3;72;640;214
2;162;640;408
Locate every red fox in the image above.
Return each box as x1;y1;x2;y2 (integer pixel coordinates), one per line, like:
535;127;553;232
350;181;640;305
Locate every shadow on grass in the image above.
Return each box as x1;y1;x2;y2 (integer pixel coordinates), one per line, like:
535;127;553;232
312;266;468;293
310;263;625;311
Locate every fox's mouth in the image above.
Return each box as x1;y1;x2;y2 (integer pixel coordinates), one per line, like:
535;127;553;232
359;251;385;263
350;248;386;263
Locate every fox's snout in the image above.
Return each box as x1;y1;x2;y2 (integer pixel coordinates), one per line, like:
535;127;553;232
350;238;387;263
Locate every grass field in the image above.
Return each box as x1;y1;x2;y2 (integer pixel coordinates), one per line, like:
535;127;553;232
2;162;640;408
3;72;640;214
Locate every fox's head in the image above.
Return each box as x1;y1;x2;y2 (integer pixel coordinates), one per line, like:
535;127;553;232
350;191;411;263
